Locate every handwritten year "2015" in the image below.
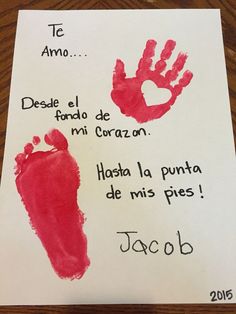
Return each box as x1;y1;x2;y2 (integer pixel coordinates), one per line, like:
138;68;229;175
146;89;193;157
210;290;233;302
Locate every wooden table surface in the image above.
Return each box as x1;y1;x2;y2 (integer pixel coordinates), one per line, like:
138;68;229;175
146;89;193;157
0;0;235;313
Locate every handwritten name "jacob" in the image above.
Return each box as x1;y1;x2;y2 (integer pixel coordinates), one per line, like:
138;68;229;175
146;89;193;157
117;230;194;256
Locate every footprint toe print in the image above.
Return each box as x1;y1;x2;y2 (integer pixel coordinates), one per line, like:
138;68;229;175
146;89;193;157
15;129;90;279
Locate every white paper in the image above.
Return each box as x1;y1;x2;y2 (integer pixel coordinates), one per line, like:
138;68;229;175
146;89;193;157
0;9;236;305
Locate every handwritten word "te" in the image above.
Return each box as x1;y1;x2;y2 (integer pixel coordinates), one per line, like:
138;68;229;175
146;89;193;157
48;23;64;37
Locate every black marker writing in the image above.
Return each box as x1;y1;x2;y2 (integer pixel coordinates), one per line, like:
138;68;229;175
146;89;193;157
48;23;64;37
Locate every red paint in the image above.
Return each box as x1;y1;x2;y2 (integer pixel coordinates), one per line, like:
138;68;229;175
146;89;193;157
15;129;90;280
24;143;33;154
32;136;40;145
111;39;193;123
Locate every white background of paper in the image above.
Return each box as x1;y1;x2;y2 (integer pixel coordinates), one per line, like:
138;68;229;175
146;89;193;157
0;9;236;304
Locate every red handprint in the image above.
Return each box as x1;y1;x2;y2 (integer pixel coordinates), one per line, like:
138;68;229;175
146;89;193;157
111;39;193;123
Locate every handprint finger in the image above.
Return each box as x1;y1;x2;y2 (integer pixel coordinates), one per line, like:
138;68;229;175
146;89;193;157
179;70;193;86
165;53;188;82
155;39;176;73
113;59;126;86
136;39;156;76
173;70;193;96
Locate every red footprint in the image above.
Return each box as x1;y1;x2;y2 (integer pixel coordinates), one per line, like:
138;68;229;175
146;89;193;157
15;129;90;280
